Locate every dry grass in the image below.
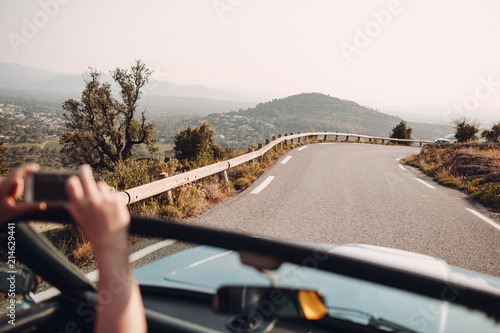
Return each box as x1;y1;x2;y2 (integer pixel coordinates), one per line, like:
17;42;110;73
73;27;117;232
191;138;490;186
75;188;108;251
459;147;500;168
36;137;321;270
71;241;94;267
205;182;228;204
405;143;500;209
435;167;465;188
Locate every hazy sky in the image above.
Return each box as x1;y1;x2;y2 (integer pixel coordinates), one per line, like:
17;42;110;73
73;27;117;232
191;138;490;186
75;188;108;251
1;0;499;123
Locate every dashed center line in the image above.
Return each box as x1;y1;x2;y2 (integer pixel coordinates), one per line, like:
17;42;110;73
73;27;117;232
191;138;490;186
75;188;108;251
416;178;436;189
251;176;275;194
466;208;500;232
129;239;177;262
281;156;292;164
297;146;309;151
32;239;178;303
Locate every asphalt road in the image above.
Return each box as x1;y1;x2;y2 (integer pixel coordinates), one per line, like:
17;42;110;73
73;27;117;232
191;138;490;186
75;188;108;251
23;142;500;307
187;143;500;277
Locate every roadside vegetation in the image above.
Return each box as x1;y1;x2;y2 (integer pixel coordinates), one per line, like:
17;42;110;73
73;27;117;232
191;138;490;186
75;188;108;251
405;118;500;209
30;135;309;268
4;60;494;269
389;121;413;145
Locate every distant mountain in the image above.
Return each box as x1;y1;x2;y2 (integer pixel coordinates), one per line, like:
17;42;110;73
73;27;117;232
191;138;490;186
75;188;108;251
205;93;452;146
380;104;499;127
0;63;59;88
0;63;275;103
145;80;276;103
141;95;256;116
31;74;89;92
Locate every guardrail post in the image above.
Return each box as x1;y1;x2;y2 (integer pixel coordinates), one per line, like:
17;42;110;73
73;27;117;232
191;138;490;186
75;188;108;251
369;138;372;143
158;173;174;205
324;133;327;141
248;147;254;164
278;134;282;148
420;142;423;147
335;135;338;141
382;139;385;144
298;132;301;143
221;170;230;187
290;133;293;145
346;136;349;142
258;143;263;149
357;136;361;142
266;138;270;145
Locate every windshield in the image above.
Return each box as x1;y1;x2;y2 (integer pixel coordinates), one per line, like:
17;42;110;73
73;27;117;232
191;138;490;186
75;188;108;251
133;243;500;333
3;2;500;332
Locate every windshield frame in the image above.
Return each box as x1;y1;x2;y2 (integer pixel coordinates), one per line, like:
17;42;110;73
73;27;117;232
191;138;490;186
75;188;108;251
6;209;500;324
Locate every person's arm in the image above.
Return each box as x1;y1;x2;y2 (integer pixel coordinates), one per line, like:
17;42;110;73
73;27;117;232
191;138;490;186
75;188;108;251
0;164;46;224
65;165;147;333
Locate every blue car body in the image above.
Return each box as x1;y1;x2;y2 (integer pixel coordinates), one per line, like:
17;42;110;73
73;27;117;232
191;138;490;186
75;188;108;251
135;242;500;333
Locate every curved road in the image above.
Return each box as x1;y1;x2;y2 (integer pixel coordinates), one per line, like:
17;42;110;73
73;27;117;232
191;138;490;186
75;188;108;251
188;143;500;277
30;142;500;304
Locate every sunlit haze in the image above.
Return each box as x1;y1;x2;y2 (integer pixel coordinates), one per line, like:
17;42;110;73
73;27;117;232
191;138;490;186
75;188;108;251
1;0;499;125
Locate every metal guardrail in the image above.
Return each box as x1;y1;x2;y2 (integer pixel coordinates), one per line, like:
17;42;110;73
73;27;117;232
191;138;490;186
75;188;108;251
118;132;432;205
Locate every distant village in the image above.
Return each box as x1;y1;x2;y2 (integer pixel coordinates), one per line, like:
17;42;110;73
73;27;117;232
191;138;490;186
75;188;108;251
0;103;62;143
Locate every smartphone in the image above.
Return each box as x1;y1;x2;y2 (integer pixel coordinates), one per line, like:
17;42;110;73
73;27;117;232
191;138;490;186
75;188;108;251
25;171;78;205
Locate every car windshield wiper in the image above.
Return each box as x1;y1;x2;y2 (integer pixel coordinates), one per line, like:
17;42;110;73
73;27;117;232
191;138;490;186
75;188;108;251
327;307;419;333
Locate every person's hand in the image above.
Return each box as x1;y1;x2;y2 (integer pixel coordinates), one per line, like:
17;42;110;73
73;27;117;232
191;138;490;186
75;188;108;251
66;165;146;333
0;164;47;224
65;164;130;251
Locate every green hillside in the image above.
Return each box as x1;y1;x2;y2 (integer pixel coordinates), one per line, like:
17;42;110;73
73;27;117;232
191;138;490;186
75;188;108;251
205;93;452;147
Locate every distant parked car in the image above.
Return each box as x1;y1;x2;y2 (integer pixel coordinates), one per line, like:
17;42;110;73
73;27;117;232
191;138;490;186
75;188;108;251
435;134;457;143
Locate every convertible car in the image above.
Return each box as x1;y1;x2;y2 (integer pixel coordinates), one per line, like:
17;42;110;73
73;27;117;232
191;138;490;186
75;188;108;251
1;210;500;333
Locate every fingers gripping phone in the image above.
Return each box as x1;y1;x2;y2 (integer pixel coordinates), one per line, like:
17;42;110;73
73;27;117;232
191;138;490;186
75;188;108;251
25;172;78;206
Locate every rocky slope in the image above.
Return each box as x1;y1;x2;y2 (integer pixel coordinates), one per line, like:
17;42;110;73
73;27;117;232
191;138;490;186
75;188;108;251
407;143;500;208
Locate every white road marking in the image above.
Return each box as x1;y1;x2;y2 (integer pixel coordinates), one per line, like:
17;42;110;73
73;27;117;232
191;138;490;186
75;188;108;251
398;165;407;171
31;287;60;302
129;239;177;262
416;178;436;189
466;208;500;232
32;239;178;303
281;156;292;164
187;250;233;268
297;146;308;151
251;176;275;194
396;158;402;161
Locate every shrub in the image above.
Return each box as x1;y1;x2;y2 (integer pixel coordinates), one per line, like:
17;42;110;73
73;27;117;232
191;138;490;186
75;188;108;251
234;177;252;190
403;154;419;167
205;182;225;204
162;206;183;219
471;183;500;209
99;155;178;216
435;168;464;187
174;183;206;217
173;122;224;168
453;117;480;142
71;241;94;267
420;162;443;176
100;155;177;191
389;121;413;145
481;122;500;143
